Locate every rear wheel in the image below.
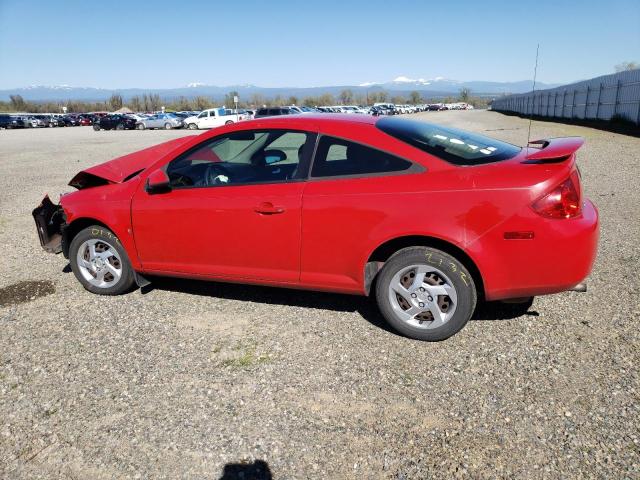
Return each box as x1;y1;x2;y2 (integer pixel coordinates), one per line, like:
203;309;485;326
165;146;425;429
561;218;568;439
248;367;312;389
116;123;125;130
137;123;145;130
69;226;135;295
225;120;233;125
375;247;476;341
164;122;172;130
93;123;100;131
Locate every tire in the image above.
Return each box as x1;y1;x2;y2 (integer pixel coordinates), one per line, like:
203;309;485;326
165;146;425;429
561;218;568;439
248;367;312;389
69;226;135;295
164;123;172;130
93;123;100;131
137;123;145;130
188;123;198;130
116;123;125;130
225;120;233;125
375;247;476;341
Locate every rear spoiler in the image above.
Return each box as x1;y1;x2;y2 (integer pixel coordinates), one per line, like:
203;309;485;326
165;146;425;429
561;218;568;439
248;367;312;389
523;137;584;164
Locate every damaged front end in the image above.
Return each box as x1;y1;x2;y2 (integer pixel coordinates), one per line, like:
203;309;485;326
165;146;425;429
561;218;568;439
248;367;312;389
32;195;66;254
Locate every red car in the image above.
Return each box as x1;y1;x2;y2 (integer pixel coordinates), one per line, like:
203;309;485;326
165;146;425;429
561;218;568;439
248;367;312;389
33;115;598;341
78;116;93;126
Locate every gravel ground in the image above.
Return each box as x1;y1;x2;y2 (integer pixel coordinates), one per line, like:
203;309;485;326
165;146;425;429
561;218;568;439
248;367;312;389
0;112;638;479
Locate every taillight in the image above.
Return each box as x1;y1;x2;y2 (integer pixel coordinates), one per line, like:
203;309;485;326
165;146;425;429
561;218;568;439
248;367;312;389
532;171;582;219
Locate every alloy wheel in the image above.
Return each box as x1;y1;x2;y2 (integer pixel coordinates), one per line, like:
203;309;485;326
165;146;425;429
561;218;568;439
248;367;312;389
76;239;123;288
388;264;457;329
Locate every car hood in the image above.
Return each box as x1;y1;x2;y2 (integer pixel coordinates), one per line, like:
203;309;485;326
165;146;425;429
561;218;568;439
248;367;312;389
68;136;194;189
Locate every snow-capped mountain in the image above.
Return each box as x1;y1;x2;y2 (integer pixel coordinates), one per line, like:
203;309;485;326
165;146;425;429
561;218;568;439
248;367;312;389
0;77;563;102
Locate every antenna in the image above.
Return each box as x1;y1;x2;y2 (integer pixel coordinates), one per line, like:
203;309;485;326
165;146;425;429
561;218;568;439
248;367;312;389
527;43;540;146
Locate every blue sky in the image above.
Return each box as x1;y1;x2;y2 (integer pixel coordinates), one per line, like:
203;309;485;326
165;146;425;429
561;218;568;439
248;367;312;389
0;0;638;89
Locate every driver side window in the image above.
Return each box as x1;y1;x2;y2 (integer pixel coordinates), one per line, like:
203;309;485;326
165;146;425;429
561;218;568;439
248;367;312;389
166;129;314;188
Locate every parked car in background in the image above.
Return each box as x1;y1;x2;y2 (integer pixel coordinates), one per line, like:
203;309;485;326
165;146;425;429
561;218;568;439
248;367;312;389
61;115;81;126
126;113;149;122
93;114;137;131
253;106;300;118
136;113;183;130
288;106;320;114
170;112;191;122
49;115;67;127
25;116;44;128
79;115;94;126
0;114;21;129
183;108;245;130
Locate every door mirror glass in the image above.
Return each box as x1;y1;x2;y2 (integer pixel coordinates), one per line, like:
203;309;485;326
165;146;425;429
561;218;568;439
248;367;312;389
263;149;286;164
146;169;171;193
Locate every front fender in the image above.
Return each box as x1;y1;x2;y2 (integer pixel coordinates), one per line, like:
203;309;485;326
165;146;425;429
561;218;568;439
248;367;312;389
61;182;141;270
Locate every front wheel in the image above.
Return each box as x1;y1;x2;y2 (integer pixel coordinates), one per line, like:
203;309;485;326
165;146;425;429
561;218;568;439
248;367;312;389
116;123;125;130
93;124;100;131
69;226;135;295
375;247;476;341
225;120;234;125
188;123;198;130
164;122;172;130
137;123;145;130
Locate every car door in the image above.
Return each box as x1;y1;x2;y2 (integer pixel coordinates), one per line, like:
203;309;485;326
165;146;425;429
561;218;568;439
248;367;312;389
300;134;423;292
210;109;229;128
148;115;161;129
193;111;206;128
131;128;317;283
196;111;211;129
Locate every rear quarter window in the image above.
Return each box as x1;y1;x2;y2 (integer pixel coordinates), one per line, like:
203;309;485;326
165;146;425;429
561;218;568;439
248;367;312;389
311;136;416;178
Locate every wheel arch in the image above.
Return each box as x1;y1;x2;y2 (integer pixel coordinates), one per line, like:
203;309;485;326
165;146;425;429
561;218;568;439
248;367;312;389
62;217;112;258
364;235;485;299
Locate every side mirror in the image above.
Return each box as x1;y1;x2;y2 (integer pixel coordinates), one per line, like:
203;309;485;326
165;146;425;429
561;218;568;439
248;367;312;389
263;149;286;165
145;169;171;194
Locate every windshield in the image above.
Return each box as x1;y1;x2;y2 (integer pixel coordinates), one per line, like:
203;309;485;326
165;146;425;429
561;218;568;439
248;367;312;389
376;117;521;166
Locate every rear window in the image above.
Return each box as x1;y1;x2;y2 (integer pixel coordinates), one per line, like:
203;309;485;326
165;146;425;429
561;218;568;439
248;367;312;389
377;117;521;166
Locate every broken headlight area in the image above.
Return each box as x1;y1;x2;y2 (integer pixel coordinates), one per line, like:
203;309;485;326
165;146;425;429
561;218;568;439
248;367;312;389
32;195;66;254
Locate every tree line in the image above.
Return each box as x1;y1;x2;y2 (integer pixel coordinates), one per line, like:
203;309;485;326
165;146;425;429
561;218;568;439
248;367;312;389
0;88;488;114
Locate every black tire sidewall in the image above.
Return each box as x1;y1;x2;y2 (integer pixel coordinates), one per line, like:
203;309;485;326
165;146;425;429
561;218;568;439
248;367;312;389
69;226;135;295
376;247;477;341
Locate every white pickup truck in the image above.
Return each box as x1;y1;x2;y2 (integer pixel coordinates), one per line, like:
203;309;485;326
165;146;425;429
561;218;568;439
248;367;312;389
184;108;248;130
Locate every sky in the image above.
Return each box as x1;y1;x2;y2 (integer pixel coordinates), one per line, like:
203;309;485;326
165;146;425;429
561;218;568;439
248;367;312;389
0;0;638;89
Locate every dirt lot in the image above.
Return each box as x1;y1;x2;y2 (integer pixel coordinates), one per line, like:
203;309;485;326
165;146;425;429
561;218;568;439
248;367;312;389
0;111;638;479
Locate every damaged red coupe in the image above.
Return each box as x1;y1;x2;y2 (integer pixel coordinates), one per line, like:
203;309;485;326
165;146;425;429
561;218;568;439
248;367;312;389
33;115;598;341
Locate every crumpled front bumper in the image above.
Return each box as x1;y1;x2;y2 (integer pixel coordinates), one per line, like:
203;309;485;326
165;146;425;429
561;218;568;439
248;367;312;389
32;195;66;254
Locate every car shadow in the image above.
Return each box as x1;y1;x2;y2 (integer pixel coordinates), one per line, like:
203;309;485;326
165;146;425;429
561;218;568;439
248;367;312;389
137;274;539;334
219;459;272;479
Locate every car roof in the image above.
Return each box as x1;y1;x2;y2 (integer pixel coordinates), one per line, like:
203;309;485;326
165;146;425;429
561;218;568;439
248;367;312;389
243;113;378;128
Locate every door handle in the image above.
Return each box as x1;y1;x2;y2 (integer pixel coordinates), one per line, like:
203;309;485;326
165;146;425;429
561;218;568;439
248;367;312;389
254;202;285;215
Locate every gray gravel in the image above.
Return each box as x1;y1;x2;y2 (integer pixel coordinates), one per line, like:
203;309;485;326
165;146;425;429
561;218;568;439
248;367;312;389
0;112;638;479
